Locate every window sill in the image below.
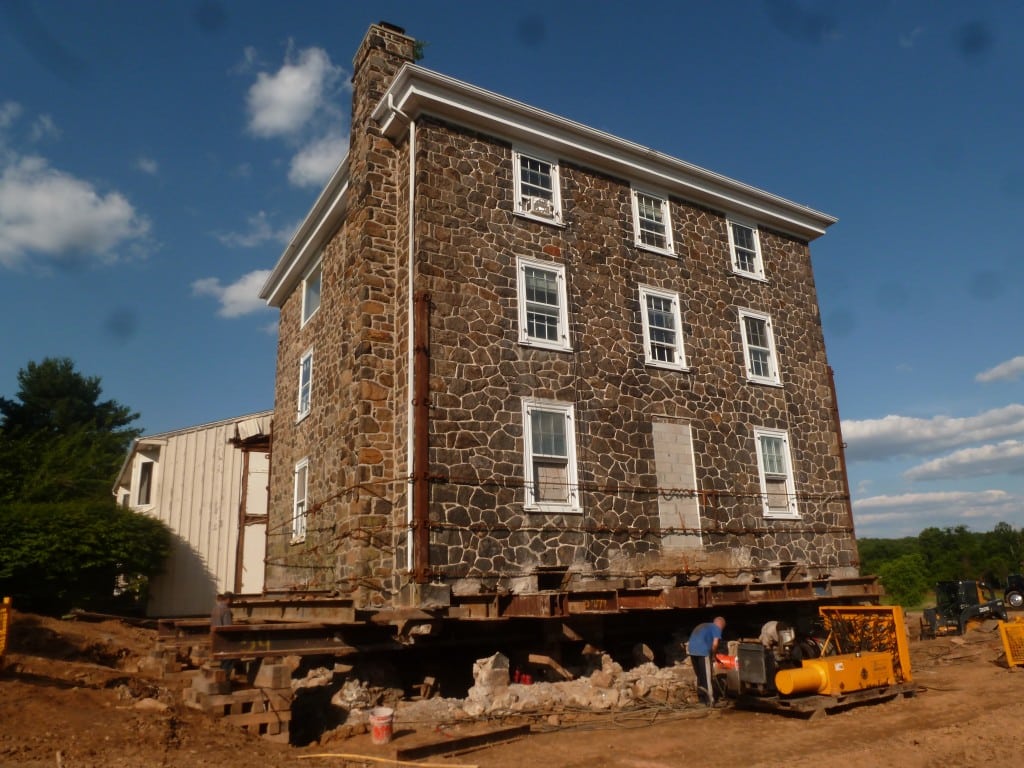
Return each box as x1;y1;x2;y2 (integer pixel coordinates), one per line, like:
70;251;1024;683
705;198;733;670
289;536;306;545
731;269;768;283
745;377;783;388
514;210;566;228
296;411;311;425
525;504;583;515
519;339;573;353
763;513;801;521
645;361;690;373
300;307;321;328
636;242;677;258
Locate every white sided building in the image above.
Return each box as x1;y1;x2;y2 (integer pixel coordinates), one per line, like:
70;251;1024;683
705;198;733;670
113;411;272;617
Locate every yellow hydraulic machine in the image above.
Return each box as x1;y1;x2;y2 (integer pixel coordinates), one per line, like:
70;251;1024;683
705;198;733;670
0;597;11;658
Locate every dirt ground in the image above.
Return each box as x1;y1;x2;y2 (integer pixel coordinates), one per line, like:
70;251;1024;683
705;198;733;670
1;609;1021;768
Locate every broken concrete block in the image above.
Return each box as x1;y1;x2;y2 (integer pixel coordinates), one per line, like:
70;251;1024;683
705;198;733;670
472;652;510;690
254;662;292;689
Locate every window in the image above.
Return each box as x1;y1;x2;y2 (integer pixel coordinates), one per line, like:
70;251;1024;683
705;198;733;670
522;399;580;512
301;259;322;325
754;428;798;518
639;286;687;370
739;309;781;385
516;257;571;351
292;459;309;542
727;220;764;279
632;188;673;254
297;349;313;419
136;461;154;506
513;149;561;222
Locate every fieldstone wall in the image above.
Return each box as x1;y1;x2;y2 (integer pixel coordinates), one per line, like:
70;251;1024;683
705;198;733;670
416;116;858;593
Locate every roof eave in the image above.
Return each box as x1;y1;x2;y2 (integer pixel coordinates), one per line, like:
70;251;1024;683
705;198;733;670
260;156;351;308
374;65;836;241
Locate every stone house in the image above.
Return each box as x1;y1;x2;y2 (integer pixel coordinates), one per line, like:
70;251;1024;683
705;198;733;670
258;23;863;613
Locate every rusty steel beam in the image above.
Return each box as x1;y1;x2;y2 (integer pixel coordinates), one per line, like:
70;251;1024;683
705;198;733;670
412;291;431;584
210;623;360;660
231;594;356;623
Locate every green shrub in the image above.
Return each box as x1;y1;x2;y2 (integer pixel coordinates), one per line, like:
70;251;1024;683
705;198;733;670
0;500;170;615
877;553;931;608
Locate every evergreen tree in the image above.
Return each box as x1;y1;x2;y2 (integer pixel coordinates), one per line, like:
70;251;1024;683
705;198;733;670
0;358;141;503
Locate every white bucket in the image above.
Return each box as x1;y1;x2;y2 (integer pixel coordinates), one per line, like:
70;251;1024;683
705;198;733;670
369;706;394;745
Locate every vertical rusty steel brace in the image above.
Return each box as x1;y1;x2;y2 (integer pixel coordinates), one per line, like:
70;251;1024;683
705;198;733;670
412;291;431;583
234;448;251;593
827;366;855;532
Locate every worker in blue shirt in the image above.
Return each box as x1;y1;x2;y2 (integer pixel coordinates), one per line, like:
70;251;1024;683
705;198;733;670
688;616;726;706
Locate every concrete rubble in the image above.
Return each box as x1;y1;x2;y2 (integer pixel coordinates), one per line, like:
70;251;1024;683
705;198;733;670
321;650;699;742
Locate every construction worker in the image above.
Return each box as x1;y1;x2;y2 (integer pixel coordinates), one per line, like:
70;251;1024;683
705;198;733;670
688;616;726;706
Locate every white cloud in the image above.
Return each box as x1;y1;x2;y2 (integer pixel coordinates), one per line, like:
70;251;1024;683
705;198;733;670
853;489;1021;536
288;131;348;187
899;26;924;49
843;404;1024;461
977;355;1024;383
0;101;22;130
0;155;150;269
192;269;272;317
246;46;343;138
904;440;1024;481
29;115;60;142
216;211;295;248
135;156;159;175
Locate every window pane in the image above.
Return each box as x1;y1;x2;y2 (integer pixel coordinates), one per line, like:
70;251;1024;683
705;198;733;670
744;316;767;347
760;435;786;475
299;355;312;413
636;193;667;249
525;267;560;342
531;409;567;457
520;156;553;201
646;294;677;363
744;315;773;378
303;263;322;322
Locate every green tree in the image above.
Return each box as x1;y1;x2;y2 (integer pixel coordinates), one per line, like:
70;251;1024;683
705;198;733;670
877;553;931;607
0;500;170;614
0;358;141;503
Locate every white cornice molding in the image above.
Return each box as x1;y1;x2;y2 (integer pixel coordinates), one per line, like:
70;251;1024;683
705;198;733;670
260;157;350;308
373;65;836;241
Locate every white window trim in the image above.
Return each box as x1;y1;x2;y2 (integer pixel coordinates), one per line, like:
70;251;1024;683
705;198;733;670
297;347;314;421
639;285;688;371
292;458;309;543
727;218;766;281
516;256;572;352
512;147;563;225
631;186;674;256
738;307;782;386
134;459;156;508
753;427;799;519
522;398;581;514
301;258;323;327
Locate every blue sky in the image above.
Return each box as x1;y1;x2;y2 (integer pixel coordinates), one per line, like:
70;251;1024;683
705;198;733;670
1;1;1021;539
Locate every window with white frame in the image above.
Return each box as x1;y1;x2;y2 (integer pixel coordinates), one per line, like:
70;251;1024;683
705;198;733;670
522;399;580;513
292;458;308;542
727;220;764;279
297;349;313;419
739;308;780;384
136;460;154;506
639;286;687;370
754;428;798;518
513;149;561;222
632;188;673;253
301;259;322;325
516;257;571;351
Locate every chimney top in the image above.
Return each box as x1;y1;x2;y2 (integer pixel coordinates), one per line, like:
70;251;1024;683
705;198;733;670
377;21;406;35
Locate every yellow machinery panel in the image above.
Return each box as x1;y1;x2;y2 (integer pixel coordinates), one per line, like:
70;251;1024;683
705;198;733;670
818;605;913;684
775;651;895;696
998;619;1024;667
0;597;11;657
